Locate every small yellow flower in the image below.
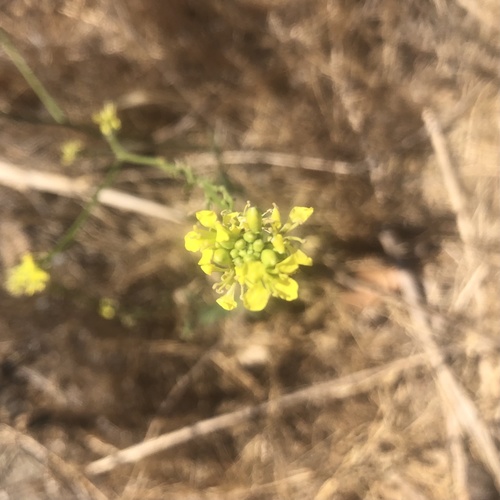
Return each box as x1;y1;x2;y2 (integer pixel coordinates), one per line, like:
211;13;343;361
185;203;314;311
99;298;118;320
92;102;121;136
61;139;84;166
5;254;50;297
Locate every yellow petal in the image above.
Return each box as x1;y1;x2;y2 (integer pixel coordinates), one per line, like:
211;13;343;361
196;210;218;228
215;222;231;243
198;249;215;275
271;234;285;254
216;286;238;310
185;228;216;252
275;253;300;274
241;260;266;285
243;282;271;311
288;206;314;225
184;230;202;252
292;249;313;266
270;275;298;301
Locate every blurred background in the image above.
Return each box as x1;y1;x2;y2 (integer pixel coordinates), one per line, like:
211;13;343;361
0;1;499;499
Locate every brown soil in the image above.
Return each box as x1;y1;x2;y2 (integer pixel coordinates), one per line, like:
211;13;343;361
0;1;499;499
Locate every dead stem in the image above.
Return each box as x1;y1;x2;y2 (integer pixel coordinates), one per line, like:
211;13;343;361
86;353;426;476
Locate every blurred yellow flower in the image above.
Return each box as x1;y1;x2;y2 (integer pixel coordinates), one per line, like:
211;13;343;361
99;298;118;320
5;253;49;297
92;102;121;136
185;203;313;311
60;139;83;166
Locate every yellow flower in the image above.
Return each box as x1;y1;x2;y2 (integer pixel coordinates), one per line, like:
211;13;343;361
92;102;121;136
61;139;83;166
99;298;118;320
5;254;50;297
185;203;314;311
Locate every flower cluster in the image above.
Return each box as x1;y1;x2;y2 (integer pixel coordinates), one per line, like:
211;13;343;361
185;203;313;311
92;102;121;136
61;139;83;166
5;253;50;297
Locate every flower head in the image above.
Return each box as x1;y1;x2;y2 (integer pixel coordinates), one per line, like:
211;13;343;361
185;203;313;311
92;102;121;136
61;139;83;166
5;253;50;297
99;298;118;320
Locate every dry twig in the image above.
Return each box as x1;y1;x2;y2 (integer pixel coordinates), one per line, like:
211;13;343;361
184;150;368;175
86;353;426;476
379;229;500;492
0;159;185;224
446;411;471;500
0;424;107;500
421;109;475;245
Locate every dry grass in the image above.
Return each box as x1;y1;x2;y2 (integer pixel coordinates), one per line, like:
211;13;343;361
0;1;499;499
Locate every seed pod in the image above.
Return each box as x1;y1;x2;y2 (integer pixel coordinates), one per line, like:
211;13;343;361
246;206;262;233
213;248;231;268
261;249;278;268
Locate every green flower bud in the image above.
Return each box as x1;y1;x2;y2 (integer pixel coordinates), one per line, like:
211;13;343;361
230;248;240;259
261;249;278;268
213;248;231;268
219;240;235;250
233;257;243;267
252;239;264;253
246;206;262;233
243;253;256;262
234;239;247;250
243;232;257;243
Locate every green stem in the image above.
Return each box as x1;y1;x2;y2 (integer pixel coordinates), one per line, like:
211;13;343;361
105;133;233;210
0;28;66;124
41;161;123;265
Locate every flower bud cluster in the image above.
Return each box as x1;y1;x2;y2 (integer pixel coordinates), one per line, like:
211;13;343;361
185;203;313;311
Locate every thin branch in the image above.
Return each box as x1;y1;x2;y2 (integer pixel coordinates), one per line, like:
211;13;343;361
0;159;185;224
422;109;475;244
86;353;426;476
446;411;471;500
0;424;107;500
422;108;487;313
185;150;369;175
379;229;500;491
0;28;66;124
